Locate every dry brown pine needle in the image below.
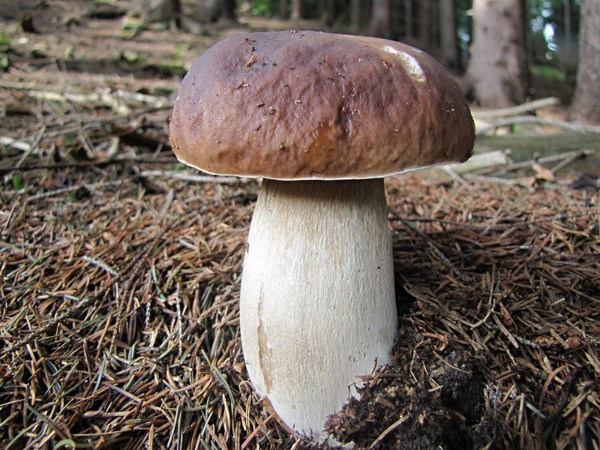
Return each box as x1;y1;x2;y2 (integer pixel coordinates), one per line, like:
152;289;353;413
1;162;598;449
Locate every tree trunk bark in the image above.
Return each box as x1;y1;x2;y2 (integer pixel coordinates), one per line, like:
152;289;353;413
324;0;345;28
368;0;391;38
141;0;180;23
220;0;237;22
568;0;600;124
418;0;434;52
404;0;414;41
194;0;221;23
439;0;459;70
291;0;302;20
279;0;288;19
193;0;236;23
466;0;529;107
350;0;361;33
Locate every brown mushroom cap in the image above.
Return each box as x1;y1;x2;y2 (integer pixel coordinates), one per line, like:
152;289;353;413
169;31;474;180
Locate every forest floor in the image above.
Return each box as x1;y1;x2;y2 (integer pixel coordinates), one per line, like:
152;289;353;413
0;1;599;449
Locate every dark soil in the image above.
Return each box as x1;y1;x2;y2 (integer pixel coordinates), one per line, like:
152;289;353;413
326;332;494;449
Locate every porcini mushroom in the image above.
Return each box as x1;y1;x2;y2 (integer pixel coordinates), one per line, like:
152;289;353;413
169;31;474;439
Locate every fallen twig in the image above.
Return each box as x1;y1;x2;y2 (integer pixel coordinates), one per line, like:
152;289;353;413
442;150;512;174
476;115;600;134
138;169;242;184
472;97;560;120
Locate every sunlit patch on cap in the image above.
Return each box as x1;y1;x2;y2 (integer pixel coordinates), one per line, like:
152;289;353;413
383;45;425;82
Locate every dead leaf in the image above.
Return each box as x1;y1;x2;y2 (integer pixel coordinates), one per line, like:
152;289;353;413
532;162;556;182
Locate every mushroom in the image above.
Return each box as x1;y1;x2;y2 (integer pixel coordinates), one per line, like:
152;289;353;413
169;31;474;439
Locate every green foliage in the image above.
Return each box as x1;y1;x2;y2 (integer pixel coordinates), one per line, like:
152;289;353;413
530;64;567;81
0;30;13;70
29;48;47;59
0;54;9;71
0;33;12;46
242;0;326;19
173;43;190;62
158;62;188;76
455;0;473;58
121;16;144;38
119;49;144;65
527;0;580;56
300;0;324;19
11;175;25;191
528;0;580;33
245;0;277;16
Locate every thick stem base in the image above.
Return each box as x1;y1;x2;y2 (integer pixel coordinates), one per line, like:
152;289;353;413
240;178;397;438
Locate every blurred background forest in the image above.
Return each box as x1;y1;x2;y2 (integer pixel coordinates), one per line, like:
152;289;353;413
141;0;599;124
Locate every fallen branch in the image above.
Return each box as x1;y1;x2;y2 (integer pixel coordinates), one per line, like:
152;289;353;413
138;169;243;184
472;97;560;120
442;150;512;174
0;154;176;175
25;180;123;201
476;115;600;135
1;80;171;116
487;149;596;177
29;88;169;116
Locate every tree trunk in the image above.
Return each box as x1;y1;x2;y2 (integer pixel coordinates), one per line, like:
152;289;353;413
569;0;600;124
194;0;220;23
350;0;361;33
418;0;434;52
439;0;459;70
404;0;414;41
324;0;343;28
279;0;288;19
141;0;180;23
194;0;236;23
220;0;237;22
291;0;302;20
562;0;577;81
368;0;391;38
564;0;574;61
466;0;529;107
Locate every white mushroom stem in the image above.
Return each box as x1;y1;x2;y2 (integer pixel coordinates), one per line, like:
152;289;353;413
240;178;398;438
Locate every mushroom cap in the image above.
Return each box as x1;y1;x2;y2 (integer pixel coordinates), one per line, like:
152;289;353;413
169;31;475;180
